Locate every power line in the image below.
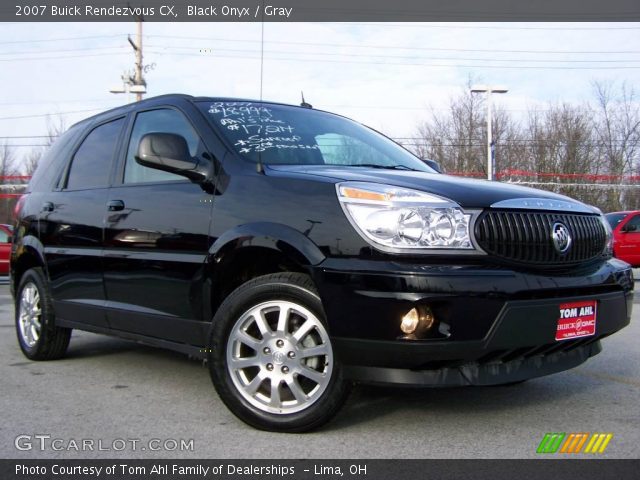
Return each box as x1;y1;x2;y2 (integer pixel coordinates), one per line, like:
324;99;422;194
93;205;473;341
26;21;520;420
145;34;640;55
147;49;640;70
348;22;640;31
0;98;122;106
0;107;108;121
4;48;638;68
0;136;56;139
0;52;131;62
0;34;127;45
394;137;637;142
146;44;640;64
1;144;50;147
0;45;129;56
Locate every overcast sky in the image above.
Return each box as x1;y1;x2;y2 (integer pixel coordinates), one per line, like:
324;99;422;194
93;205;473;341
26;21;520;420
1;21;639;166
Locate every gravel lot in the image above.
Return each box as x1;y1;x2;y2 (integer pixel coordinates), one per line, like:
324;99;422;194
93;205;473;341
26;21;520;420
0;279;638;459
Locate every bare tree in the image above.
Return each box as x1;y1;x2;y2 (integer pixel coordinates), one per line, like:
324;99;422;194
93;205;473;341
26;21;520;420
22;115;66;176
413;81;640;212
414;81;485;174
0;142;18;224
592;81;640;211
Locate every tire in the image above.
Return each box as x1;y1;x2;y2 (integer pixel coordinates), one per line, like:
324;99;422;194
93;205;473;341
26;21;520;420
208;272;350;432
15;267;71;360
489;380;528;387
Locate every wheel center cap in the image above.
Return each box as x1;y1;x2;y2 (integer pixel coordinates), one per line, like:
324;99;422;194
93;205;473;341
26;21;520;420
273;351;285;365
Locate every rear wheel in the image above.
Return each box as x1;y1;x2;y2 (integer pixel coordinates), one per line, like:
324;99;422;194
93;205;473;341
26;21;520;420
208;273;350;432
16;268;71;360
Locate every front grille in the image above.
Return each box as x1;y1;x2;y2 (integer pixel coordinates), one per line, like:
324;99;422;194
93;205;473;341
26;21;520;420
416;335;604;371
476;335;603;365
475;211;606;266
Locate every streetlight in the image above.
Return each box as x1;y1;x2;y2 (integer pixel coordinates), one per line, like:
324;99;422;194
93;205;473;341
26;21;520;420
470;85;508;181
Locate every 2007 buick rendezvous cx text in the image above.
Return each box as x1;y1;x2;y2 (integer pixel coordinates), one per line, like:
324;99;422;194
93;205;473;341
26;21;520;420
11;95;634;432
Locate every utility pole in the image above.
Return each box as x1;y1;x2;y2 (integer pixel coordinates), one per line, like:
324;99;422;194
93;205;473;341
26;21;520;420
110;16;147;102
470;85;508;181
129;17;145;101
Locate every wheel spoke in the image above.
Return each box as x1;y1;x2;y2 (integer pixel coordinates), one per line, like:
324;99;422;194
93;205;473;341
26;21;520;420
25;287;33;305
292;318;315;343
253;310;271;337
269;379;282;408
297;366;325;385
276;306;290;333
285;376;308;403
24;324;33;345
236;331;261;352
300;344;329;358
230;356;261;370
30;325;39;342
244;372;265;395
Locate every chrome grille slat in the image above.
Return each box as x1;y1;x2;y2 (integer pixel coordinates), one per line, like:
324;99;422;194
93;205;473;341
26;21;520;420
475;211;606;266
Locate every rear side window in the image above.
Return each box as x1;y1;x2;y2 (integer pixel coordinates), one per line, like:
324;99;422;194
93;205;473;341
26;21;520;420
27;124;83;193
0;229;8;243
65;118;124;190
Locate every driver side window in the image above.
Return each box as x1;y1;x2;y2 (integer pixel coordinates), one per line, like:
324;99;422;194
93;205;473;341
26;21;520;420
124;108;201;184
626;215;640;231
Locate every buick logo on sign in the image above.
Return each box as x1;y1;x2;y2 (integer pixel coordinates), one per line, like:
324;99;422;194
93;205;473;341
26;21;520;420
552;222;572;254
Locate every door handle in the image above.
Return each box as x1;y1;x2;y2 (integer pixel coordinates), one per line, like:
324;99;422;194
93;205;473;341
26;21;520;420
42;201;54;212
107;200;125;212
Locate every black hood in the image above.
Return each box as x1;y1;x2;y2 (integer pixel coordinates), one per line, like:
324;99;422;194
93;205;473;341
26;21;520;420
265;165;593;210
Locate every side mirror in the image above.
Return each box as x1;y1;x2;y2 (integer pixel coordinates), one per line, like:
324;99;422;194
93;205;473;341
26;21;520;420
423;159;443;173
135;133;208;182
5;236;11;244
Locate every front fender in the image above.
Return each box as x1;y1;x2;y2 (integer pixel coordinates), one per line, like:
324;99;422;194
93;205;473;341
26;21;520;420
209;222;326;266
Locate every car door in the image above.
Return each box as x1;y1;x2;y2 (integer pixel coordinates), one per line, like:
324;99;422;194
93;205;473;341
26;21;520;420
102;106;217;345
0;226;11;275
616;213;640;266
39;117;126;328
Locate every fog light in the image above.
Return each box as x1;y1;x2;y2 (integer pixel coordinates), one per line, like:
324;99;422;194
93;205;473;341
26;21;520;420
400;308;420;334
400;306;436;336
421;307;435;331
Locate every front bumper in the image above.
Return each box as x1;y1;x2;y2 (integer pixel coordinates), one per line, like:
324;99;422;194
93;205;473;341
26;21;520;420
311;258;634;386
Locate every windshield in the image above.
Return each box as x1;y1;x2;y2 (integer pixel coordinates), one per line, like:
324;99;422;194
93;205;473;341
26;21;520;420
198;101;433;172
605;213;628;229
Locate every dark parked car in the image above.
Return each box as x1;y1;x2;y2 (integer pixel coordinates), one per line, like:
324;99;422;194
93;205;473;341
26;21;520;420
605;211;640;267
0;224;12;275
11;95;634;432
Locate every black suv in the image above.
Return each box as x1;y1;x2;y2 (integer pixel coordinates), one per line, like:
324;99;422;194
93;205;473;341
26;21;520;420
11;95;634;432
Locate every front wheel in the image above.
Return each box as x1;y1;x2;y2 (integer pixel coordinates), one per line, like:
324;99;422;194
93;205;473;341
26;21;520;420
208;273;350;432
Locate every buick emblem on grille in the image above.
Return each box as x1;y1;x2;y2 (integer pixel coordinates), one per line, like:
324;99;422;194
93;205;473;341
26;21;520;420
551;222;572;254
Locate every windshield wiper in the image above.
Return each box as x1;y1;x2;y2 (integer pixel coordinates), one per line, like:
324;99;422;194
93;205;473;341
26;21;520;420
343;163;419;171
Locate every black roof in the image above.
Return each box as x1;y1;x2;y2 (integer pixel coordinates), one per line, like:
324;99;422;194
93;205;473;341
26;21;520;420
70;94;308;129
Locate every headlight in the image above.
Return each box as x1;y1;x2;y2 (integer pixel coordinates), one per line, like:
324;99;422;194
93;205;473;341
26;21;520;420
337;182;476;252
